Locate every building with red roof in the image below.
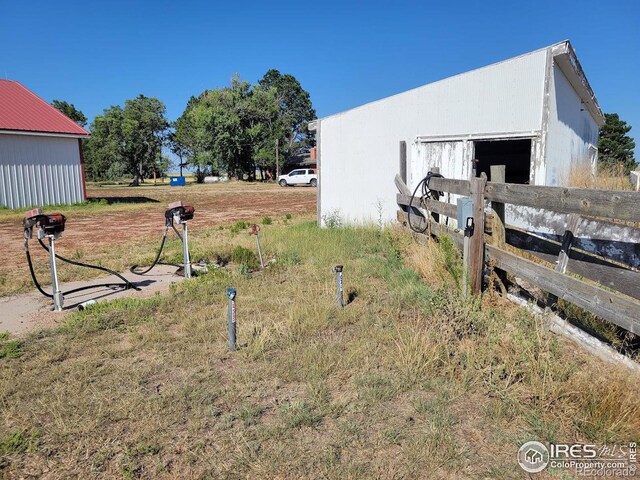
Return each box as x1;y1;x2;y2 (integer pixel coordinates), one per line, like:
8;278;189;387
0;80;90;208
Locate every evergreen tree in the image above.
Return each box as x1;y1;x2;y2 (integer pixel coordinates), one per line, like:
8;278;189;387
598;113;637;173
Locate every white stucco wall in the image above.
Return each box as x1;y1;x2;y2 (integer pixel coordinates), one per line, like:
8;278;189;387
318;48;547;225
0;133;85;209
544;63;600;186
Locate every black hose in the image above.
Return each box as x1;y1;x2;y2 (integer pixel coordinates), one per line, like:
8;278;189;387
129;225;193;276
129;230;170;275
25;239;139;302
25;244;53;298
408;171;444;234
37;238;140;292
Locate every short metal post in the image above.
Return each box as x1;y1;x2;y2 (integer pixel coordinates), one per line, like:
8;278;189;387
227;287;237;351
250;224;264;268
333;265;344;307
255;233;264;268
48;236;64;311
182;222;191;278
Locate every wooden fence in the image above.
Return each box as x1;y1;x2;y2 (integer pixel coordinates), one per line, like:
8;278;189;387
395;170;640;336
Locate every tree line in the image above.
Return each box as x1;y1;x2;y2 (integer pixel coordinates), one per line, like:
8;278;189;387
55;70;315;183
53;84;637;184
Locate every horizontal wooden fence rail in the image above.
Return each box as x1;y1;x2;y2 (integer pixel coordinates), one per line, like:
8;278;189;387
485;182;640;223
486;245;640;336
395;173;640;336
396;193;457;218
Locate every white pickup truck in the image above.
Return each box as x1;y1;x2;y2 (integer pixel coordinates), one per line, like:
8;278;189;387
277;169;317;187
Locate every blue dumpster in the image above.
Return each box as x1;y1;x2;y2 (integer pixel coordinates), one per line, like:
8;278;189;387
170;176;186;186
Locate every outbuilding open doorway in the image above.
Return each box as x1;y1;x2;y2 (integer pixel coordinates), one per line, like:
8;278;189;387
474;139;532;184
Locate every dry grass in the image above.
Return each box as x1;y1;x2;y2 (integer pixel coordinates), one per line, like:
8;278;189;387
0;221;638;478
567;163;633;190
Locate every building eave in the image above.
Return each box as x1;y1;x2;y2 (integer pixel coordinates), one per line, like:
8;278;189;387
0;129;90;139
550;41;605;127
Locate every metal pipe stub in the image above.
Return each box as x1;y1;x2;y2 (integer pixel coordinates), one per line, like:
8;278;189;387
249;224;264;268
227;287;237;351
165;201;195;278
333;265;344;307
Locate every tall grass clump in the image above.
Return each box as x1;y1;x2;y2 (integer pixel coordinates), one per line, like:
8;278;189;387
567;162;632;190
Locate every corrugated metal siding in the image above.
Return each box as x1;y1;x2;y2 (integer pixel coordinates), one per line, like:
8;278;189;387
319;49;548;225
0;134;84;209
545;63;600;186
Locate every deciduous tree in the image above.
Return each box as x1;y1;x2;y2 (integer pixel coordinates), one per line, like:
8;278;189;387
51;100;88;127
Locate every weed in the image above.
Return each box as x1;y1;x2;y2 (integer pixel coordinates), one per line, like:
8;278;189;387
322;209;343;229
0;339;22;359
374;199;385;230
567;162;632;190
262;216;272;225
237;404;265;426
285;213;292;220
279;401;321;429
278;250;301;266
230;221;248;234
231;246;258;270
354;374;397;403
0;430;38;455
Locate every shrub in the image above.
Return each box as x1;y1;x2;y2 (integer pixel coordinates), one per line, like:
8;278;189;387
231;246;258;270
230;221;248;234
262;217;272;225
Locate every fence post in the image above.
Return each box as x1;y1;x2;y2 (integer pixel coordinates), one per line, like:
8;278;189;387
547;213;580;309
489;165;506;248
468;175;487;295
399;141;407;185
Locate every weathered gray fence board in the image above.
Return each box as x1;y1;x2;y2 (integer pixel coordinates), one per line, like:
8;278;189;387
396;211;463;249
397;193;457;218
486;182;640;223
427;177;471;197
485;245;640;336
507;231;640;301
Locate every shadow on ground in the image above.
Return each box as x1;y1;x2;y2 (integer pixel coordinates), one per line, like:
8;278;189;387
88;197;160;205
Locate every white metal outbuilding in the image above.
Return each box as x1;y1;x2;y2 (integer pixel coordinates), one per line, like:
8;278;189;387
312;41;604;226
0;80;90;209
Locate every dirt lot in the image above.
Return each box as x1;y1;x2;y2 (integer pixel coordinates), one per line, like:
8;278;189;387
0;181;316;297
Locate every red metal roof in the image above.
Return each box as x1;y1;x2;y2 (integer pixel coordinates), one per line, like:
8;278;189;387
0;80;89;136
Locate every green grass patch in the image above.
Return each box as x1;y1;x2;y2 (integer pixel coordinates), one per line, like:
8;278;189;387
0;430;39;455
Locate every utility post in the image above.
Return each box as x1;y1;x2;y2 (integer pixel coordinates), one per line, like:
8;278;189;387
275;139;280;180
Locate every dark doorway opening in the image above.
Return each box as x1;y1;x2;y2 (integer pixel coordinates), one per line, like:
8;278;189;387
474;139;531;184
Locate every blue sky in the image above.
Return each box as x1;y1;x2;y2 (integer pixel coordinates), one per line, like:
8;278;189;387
1;0;638;157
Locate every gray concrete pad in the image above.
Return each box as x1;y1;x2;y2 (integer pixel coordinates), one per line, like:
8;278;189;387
0;265;184;335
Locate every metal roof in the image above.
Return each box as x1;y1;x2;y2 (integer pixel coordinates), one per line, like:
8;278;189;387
0;80;89;137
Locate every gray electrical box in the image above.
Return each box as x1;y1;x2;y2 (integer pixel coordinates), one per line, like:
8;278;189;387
457;197;473;228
